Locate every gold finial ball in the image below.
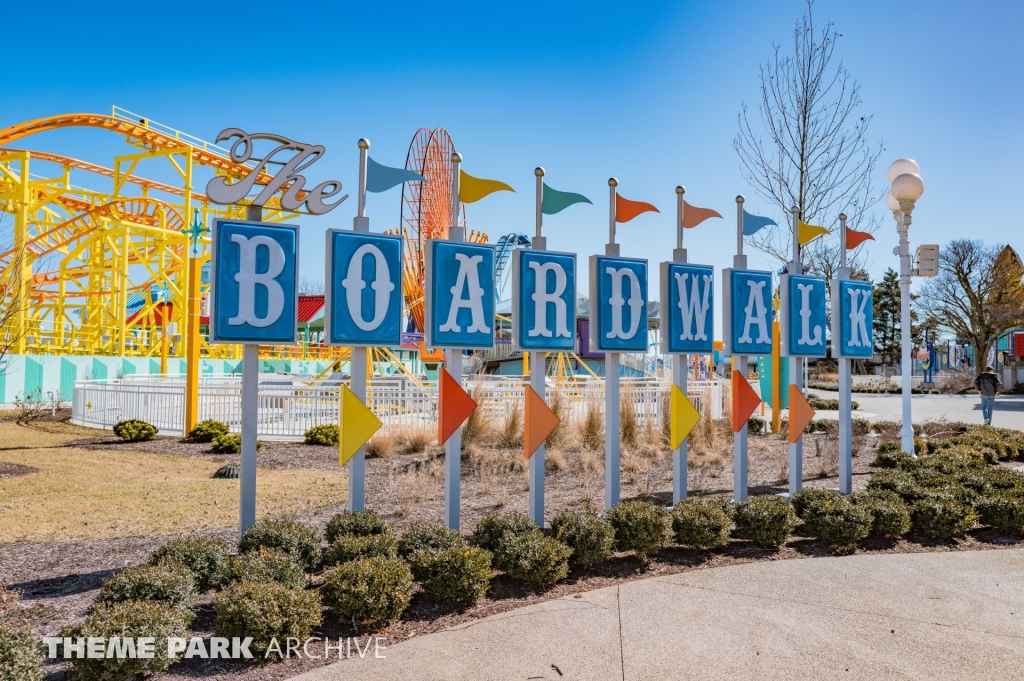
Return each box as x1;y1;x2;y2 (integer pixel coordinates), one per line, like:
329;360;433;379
839;212;848;221
535;167;545;177
451;152;462;163
357;138;370;150
676;186;685;195
736;195;745;203
608;177;618;187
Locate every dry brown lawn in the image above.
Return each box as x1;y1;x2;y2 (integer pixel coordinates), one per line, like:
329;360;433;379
0;421;347;543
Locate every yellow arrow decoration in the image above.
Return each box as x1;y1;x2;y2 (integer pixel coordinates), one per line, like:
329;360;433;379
338;384;383;466
670;384;701;450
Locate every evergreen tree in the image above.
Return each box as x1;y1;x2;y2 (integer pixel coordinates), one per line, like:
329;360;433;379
872;269;901;368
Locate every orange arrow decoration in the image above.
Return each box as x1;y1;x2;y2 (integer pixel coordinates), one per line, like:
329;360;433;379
731;370;762;433
524;386;560;459
788;385;817;443
438;367;477;446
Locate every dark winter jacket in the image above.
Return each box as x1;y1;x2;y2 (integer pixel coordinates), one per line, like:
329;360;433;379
975;371;1002;396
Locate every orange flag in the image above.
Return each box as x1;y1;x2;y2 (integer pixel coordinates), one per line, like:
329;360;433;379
845;226;874;249
682;200;722;228
438;368;477;446
615;193;659;223
788;386;816;443
524;386;560;459
731;370;762;433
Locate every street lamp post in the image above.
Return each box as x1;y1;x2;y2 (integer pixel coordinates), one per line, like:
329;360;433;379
886;159;925;456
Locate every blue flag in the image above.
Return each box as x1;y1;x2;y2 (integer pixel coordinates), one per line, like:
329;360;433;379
366;157;426;193
742;209;777;236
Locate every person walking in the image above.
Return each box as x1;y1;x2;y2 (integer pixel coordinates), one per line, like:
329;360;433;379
974;365;1002;426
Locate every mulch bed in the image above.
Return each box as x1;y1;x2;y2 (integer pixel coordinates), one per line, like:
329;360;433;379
2;414;1023;680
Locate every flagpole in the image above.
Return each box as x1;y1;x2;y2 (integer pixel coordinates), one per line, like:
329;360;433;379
670;186;689;503
837;212;852;494
445;151;464;530
346;138;371;512
788;205;803;496
529;167;547;527
605;178;620;511
733;195;748;502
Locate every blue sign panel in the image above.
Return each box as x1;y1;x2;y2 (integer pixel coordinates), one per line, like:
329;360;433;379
511;250;576;352
324;230;404;347
660;262;714;354
838;279;873;358
424;240;496;349
589;255;649;353
784;274;828;358
723;268;773;356
210;219;298;344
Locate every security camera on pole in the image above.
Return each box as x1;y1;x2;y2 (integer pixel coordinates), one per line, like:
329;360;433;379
512;168;589;527
884;159;937;456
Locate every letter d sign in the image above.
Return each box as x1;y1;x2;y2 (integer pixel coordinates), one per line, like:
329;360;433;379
210;219;299;345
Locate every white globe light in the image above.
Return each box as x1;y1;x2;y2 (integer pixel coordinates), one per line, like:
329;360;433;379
885;191;900;212
891;173;925;201
888;158;920;182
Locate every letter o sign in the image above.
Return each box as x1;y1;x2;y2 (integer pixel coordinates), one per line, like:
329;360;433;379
325;230;404;347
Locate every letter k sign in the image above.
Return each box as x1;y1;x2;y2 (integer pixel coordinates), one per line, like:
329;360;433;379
211;219;299;345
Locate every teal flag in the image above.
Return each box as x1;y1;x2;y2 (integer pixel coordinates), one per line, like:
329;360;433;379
542;182;592;215
366;157;426;193
743;209;777;236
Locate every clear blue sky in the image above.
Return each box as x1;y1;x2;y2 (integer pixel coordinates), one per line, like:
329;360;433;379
4;0;1022;334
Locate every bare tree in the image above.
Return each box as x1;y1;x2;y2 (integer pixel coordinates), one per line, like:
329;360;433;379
917;240;1024;372
299;276;325;296
735;0;884;279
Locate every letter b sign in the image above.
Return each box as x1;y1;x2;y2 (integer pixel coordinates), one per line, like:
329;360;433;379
210;219;299;344
325;230;403;346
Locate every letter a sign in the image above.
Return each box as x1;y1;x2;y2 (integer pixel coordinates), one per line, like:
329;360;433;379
324;229;403;346
589;255;649;352
424;240;496;349
832;279;873;358
660;262;714;354
722;268;773;356
511;249;576;352
781;274;827;358
210;219;299;344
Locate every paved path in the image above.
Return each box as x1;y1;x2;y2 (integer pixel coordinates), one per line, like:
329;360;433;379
780;391;1024;430
293;548;1024;681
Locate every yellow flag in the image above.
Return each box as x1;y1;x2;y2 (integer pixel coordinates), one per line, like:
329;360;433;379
338;385;382;466
798;220;829;245
459;169;514;203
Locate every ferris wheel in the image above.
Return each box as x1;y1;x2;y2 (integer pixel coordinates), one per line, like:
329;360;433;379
393;128;486;333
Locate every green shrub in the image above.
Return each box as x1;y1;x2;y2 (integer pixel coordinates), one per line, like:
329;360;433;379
855;491;912;538
97;563;197;613
852;419;872;436
733;495;797;547
186;419;230;443
607;500;669;559
975;492;1024;536
670;497;732;549
472;511;538;552
214;581;322;656
551;509;615;569
791;487;843;520
322;557;413;624
397;523;467;578
747;416;766;435
703;495;736;519
325;510;395;544
62;601;189;680
147;537;231;591
324;534;397;565
418;546;493;603
210;433;262;454
304;423;339;446
802;496;873;555
911;497;978;538
238;518;321;570
225;548;307;589
112;418;157;442
0;626;43;681
494;531;572;585
866;469;928;502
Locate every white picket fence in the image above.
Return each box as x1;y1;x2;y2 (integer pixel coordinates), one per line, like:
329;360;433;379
72;374;723;441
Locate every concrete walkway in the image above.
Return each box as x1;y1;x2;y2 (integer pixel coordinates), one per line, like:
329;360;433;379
293;548;1024;681
796;391;1024;430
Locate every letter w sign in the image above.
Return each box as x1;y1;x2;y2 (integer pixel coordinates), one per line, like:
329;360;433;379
210;219;299;345
324;230;404;347
660;262;714;354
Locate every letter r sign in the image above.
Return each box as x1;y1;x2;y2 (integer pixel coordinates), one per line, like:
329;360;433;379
324;230;403;347
210;219;299;344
